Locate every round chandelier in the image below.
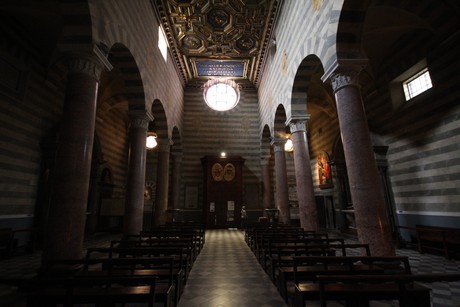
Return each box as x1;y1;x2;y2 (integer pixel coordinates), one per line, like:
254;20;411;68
203;78;240;111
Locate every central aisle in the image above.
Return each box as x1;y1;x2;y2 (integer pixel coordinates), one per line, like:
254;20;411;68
177;229;288;307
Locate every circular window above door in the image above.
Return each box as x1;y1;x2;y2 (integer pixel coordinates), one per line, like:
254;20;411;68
203;79;240;111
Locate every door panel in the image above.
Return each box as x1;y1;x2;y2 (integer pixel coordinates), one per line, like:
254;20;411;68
201;156;245;228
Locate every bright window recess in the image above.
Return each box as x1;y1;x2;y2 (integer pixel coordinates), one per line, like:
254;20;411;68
203;79;240;111
158;26;168;62
403;68;432;101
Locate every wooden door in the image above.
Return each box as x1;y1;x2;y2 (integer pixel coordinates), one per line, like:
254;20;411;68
201;156;245;228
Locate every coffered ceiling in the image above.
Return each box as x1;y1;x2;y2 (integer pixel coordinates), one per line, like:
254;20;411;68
154;0;282;88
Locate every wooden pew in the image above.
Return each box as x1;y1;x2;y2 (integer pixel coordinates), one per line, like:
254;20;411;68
290;256;413;307
315;273;460;307
112;238;195;266
261;237;343;272
96;245;190;269
416;224;460;259
86;246;190;284
246;224;305;252
250;226;310;255
115;235;198;263
2;275;159;307
269;243;370;283
257;233;332;268
79;257;180;307
141;227;205;255
0;227;38;258
278;253;384;302
42;256;180;307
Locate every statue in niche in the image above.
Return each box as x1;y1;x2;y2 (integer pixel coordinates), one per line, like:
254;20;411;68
144;187;151;200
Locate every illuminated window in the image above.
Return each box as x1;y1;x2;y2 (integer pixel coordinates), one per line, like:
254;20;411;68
203;79;240;111
403;68;432;101
158;26;168;62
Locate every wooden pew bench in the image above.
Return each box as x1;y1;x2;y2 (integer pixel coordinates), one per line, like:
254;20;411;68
140;228;204;255
286;256;412;306
86;246;190;278
43;256;180;307
0;227;38;258
113;236;198;264
246;225;304;252
252;227;319;259
270;243;370;283
2;275;160;307
293;275;429;307
0;228;16;258
312;273;460;307
260;236;340;270
416;224;460;259
78;258;179;307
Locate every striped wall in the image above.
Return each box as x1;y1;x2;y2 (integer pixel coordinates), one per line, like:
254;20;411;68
257;0;344;212
95;106;129;197
180;87;262;213
374;39;460;218
258;0;340;133
2;0;460;233
357;2;460;226
257;0;460;228
0;26;64;216
92;0;184;136
0;0;186;224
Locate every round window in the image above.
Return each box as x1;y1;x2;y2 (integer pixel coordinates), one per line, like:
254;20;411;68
203;80;240;111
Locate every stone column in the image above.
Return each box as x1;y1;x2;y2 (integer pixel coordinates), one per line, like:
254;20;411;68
325;60;394;256
260;155;272;212
153;139;172;227
42;53;105;264
123;111;153;236
287;117;319;231
271;138;290;224
170;152;182;219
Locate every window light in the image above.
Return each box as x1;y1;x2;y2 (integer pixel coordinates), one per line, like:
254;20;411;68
403;68;432;101
203;79;240;111
158;26;168;62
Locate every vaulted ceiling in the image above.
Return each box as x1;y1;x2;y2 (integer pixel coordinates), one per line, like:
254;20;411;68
154;0;282;88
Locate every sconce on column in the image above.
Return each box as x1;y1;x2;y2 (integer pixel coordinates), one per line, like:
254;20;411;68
146;120;157;149
284;137;293;152
146;131;157;149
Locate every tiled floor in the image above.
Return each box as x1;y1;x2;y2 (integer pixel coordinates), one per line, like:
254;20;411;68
1;229;459;307
177;229;287;307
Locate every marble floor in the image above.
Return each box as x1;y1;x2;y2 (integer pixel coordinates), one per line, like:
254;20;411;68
1;229;460;307
177;229;287;307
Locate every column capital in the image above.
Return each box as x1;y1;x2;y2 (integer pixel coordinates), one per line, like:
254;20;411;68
321;59;368;93
65;51;109;82
270;137;287;152
129;111;154;129
286;115;310;134
157;138;173;153
260;155;271;165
